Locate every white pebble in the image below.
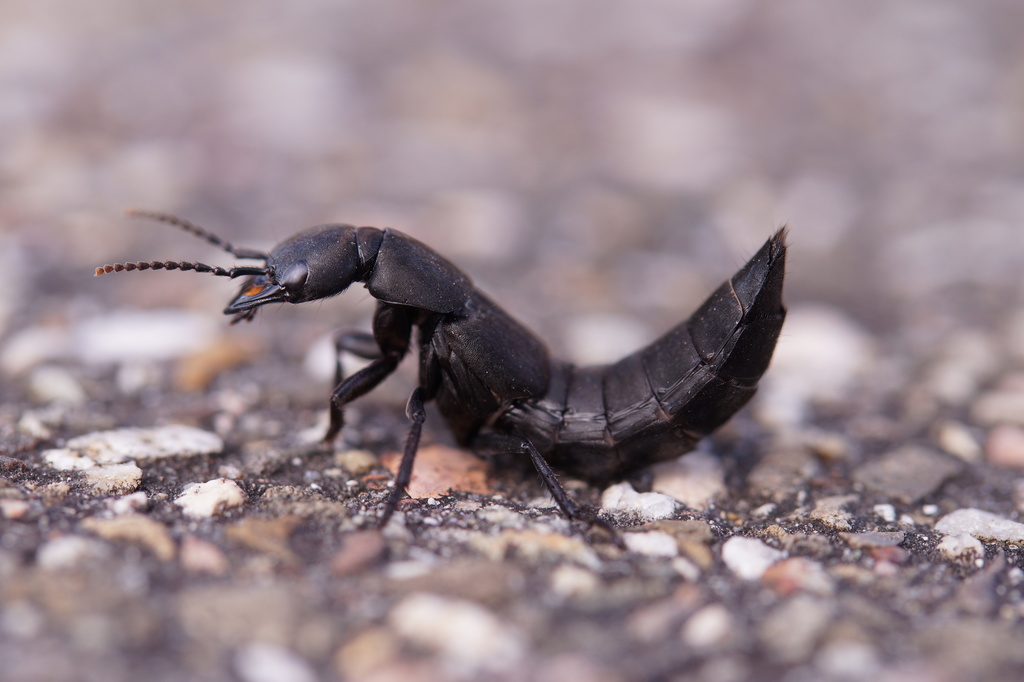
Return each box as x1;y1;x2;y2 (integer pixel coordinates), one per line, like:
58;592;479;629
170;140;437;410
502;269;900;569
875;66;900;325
756;305;874;425
623;531;679;558
681;603;733;648
935;508;1024;543
873;504;897;522
36;536;110;570
935;420;981;462
175;479;246;518
0;326;70;375
234;643;317;682
74;310;217;364
601;482;678;522
66;425;223;463
84;463;143;495
44;448;96;471
389;593;525;674
549;564;600;599
17;412;52;439
721;536;785;580
651;452;725;510
0;500;30;519
936;533;985;564
109;492;149;514
671;556;702;581
28;365;86;405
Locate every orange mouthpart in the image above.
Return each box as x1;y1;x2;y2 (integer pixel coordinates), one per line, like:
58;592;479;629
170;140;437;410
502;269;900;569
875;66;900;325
243;283;266;297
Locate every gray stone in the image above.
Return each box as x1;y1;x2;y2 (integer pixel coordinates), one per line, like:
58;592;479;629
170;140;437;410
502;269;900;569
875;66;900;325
853;446;962;504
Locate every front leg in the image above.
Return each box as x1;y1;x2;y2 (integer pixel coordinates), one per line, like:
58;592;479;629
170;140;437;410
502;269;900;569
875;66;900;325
333;330;382;386
323;304;413;443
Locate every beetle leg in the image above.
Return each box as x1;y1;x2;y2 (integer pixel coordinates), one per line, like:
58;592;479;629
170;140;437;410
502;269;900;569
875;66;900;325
333;330;383;386
472;433;622;545
324;304;412;443
324;352;404;443
378;386;428;525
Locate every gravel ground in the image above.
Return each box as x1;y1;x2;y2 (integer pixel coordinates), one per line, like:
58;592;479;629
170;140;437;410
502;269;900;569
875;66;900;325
4;2;1024;681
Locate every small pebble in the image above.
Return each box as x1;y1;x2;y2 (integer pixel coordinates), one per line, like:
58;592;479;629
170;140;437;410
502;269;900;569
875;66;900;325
334;449;379;476
469;530;601;570
335;627;401;680
934;420;982;462
225;517;300;563
721;536;785;580
924;331;999;406
80;514;176;561
28;365;86;405
671;556;702;581
66;425;224;463
762;557;834;596
174;337;260;392
601;482;678;522
873;504;897;523
74;310;217;364
936;533;985;564
852;446;962;504
108;491;149;514
935;508;1024;543
651;452;725;510
388;593;526;674
84;462;143;495
36;535;110;570
175;479;247;518
17;412;53;440
757;595;833;663
745;447;820;503
681;603;733;649
380;444;490;498
0;326;70;375
815;640;880;679
839;531;905;550
180;535;230;575
802;429;852;461
0;499;30;519
985;425;1024;469
234;643;318;682
331;530;387;576
549;564;601;599
971;384;1024;427
756;305;874;425
622;530;679;558
809;495;858;531
44;448;96;471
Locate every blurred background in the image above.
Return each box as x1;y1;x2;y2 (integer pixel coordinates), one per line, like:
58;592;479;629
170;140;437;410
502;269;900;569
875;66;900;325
2;0;1023;380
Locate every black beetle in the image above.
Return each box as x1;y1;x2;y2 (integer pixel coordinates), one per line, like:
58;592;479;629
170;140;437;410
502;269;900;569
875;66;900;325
97;210;786;525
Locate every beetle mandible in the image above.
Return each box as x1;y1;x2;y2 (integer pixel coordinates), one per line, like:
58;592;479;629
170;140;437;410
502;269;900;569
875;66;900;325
96;210;787;525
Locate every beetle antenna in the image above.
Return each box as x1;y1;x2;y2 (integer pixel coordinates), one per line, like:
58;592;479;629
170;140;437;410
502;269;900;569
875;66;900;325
125;209;268;260
94;260;267;279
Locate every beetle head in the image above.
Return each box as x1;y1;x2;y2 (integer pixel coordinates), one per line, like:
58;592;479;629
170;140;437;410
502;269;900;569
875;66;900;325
224;224;362;321
95;211;363;324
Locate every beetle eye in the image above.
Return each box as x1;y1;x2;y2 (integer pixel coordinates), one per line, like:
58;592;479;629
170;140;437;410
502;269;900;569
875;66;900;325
280;261;309;297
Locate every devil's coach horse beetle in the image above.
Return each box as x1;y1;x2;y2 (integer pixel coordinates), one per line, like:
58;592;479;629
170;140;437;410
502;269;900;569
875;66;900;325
96;210;787;527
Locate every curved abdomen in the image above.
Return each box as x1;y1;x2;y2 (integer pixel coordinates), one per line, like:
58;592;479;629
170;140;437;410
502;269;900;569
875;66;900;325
493;228;787;484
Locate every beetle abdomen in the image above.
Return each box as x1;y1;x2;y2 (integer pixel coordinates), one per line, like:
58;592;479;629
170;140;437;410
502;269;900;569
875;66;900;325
494;228;787;483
